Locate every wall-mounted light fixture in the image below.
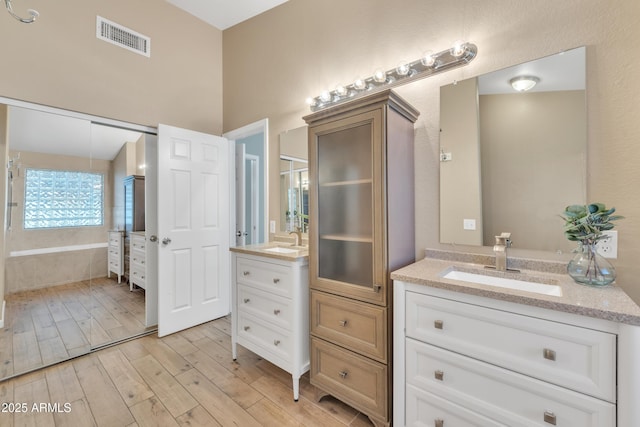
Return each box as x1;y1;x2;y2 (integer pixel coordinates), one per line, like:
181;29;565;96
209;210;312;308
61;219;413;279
509;75;539;92
306;40;477;111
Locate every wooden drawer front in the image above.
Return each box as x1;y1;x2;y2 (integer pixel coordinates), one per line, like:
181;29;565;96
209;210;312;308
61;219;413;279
311;291;387;363
131;236;146;251
130;249;146;268
236;258;293;297
238;312;292;363
406;292;616;402
109;233;122;246
237;284;293;330
310;337;387;420
406;384;507;427
406;339;616;427
130;265;146;288
108;259;121;271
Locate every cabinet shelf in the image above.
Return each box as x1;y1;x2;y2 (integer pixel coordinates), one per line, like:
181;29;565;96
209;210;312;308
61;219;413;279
320;234;373;243
319;179;372;188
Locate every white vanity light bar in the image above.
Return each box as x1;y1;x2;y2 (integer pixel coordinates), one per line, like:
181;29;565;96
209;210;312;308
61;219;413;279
306;41;478;112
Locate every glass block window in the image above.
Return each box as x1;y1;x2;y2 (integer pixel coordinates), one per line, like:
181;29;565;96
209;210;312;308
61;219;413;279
24;168;104;229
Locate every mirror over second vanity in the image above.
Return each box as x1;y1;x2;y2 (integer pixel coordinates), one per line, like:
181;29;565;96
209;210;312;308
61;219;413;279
279;126;309;234
439;47;586;254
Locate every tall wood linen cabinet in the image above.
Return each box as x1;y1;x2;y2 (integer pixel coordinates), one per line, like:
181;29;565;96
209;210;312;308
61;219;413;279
304;90;418;427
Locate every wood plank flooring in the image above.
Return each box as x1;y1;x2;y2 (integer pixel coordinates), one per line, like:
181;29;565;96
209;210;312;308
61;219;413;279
0;317;375;427
1;277;148;379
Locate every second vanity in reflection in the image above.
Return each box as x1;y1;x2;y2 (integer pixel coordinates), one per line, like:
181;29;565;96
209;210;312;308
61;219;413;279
230;243;310;401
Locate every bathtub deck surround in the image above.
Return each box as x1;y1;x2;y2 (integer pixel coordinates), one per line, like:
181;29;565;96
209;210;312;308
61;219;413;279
391;249;640;426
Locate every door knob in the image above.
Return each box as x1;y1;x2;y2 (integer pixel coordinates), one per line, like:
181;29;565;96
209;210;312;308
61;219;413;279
236;231;248;237
162;237;171;245
149;235;158;242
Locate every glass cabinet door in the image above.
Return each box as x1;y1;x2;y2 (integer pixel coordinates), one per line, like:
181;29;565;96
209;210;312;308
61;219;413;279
310;109;385;304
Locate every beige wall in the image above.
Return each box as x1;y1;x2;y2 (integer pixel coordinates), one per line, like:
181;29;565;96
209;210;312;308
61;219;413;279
440;78;482;246
480;91;586;253
0;0;223;134
223;0;640;303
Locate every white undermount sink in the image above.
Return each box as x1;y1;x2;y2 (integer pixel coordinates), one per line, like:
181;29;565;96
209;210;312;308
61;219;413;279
440;268;563;297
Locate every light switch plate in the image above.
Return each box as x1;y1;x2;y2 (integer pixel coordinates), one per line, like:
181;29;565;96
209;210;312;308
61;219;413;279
269;220;276;234
463;219;476;230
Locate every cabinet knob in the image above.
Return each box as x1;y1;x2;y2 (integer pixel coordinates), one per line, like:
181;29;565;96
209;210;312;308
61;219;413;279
243;271;250;276
273;309;281;315
434;320;444;330
244;326;250;331
273;340;280;346
434;370;444;381
338;320;348;327
273;278;280;284
435;419;444;427
543;348;556;361
373;284;382;292
243;298;250;303
338;371;348;379
544;411;556;425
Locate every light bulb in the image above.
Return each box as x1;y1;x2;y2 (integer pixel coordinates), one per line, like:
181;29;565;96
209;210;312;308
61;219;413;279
451;40;466;57
373;69;386;83
396;61;410;76
354;78;366;90
335;85;347;96
305;97;317;107
421;50;436;67
319;90;332;102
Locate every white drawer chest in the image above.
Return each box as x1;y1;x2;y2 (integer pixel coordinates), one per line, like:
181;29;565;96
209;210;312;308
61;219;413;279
392;257;640;427
230;248;309;401
129;231;146;291
108;230;124;283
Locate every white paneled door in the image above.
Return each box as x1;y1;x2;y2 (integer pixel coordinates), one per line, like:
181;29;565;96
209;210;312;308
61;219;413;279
157;124;231;337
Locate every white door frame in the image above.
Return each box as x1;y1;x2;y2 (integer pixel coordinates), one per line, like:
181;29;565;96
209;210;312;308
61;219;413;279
223;118;269;246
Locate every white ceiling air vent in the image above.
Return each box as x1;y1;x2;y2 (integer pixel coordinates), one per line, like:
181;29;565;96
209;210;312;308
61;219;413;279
96;16;150;57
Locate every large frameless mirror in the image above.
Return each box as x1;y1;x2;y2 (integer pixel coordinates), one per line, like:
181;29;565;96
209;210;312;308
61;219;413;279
439;46;587;253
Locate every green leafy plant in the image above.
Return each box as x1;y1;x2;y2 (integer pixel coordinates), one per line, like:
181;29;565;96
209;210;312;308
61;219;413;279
561;203;624;245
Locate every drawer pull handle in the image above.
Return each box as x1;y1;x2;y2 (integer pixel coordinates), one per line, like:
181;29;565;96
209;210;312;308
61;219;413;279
543;348;556;361
244;326;250;331
243;298;250;303
338;371;348;379
434;370;444;381
544;411;556;425
273;309;281;315
339;320;348;327
273;278;280;284
434;320;444;329
435;419;444;427
273;340;280;346
243;271;250;276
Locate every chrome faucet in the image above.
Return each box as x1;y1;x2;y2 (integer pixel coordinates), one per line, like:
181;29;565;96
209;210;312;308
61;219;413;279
493;232;512;272
289;226;303;247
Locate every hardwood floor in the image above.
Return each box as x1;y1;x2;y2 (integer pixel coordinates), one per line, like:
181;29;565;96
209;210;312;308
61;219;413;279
1;277;148;379
0;316;375;426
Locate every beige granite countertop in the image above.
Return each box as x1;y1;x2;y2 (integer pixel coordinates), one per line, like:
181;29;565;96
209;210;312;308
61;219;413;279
230;243;309;262
391;250;640;326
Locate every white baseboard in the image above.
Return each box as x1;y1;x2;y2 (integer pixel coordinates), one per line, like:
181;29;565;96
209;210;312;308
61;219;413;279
0;299;5;328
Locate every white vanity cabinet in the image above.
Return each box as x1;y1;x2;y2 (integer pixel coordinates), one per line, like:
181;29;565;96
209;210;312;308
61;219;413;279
394;281;640;427
108;230;124;283
129;232;146;291
231;251;309;401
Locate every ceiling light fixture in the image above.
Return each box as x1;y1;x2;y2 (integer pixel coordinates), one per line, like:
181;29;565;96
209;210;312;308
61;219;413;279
306;41;478;111
510;75;539;92
4;0;38;23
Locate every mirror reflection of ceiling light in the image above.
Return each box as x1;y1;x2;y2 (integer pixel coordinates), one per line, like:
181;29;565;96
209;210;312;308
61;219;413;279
306;41;478;111
510;75;540;92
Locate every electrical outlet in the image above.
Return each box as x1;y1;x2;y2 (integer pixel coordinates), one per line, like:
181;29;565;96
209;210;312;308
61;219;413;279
596;230;618;259
269;220;276;234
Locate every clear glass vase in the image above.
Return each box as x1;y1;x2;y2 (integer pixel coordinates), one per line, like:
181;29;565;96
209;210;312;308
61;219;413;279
567;242;616;286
